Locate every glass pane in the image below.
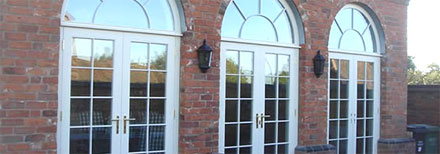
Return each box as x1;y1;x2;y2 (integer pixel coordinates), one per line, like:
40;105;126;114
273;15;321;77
226;100;238;122
339;140;348;154
225;148;237;154
93;40;113;68
340;120;348;138
264;123;275;143
330;59;339;79
265;100;276;121
356;138;364;154
239;52;253;75
94;0;149;29
358;62;365;80
130;42;149;69
240;147;251;154
265;54;276;76
329;22;342;49
353;9;369;33
278;144;288;154
93;70;112;96
234;0;258;17
335;8;352;31
279;77;289;98
367;63;374;80
130;71;148;97
92;127;111;154
93;99;111;125
366;100;373;117
264;145;276;154
329;141;338;151
71;69;91;96
357;81;365;99
278;122;288;142
278;100;288;120
129;126;147;152
240;76;253;98
340;101;348;118
240;101;252;122
340;60;349;79
241;16;277;42
366;119;373;136
340;81;348;99
145;0;174;31
261;0;283;21
329;121;338;139
366;138;373;154
149;99;165;124
274;12;293;43
225;124;238;146
366;82;374;99
65;0;101;23
265;77;276;98
226;76;238;98
70;99;90;126
330;101;338;119
364;27;375;53
357;120;364;137
130;99;147;124
330;80;339;99
148;126;165;151
357;101;365;118
70;128;90;154
226;51;239;74
150;72;166;97
340;30;365;52
150;44;167;70
278;55;290;76
239;124;252;145
72;38;92;67
221;3;245;38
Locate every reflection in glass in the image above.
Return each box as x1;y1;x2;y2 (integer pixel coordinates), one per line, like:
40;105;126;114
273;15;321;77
150;72;166;97
130;99;147;124
367;63;374;80
241;16;277;42
340;120;348;138
226;101;238;122
340;81;348;99
225;124;238;146
278;122;288;142
265;54;277;76
239;124;252;145
335;9;352;31
366;82;373;99
265;77;276;98
329;22;342;49
339;140;348;154
93;70;112;96
71;69;91;96
239;52;253;75
92;127;111;154
261;0;283;21
279;101;288;120
146;0;174;31
340;30;365;51
357;101;364;118
264;123;275;143
358;62;365;80
330;59;339;79
226;51;239;74
93;40;113;68
340;101;348;118
130;42;149;69
234;0;259;17
129;126;147;152
93;99;111;125
226;76;238;98
330;101;338;119
366;119;373;136
357;120;364;137
357;81;365;99
150;44;167;70
72;38;92;67
149;99;165;124
353;9;369;33
329;121;338;139
225;148;237;154
278;144;288;154
65;0;100;23
356;139;364;154
366;101;373;117
130;71;148;96
278;55;290;76
94;0;149;29
221;3;245;38
148;126;165;151
340;60;349;79
274;12;293;43
240;101;252;122
279;77;289;98
70;128;90;154
70;99;90;126
265;100;276;121
330;80;339;99
240;76;252;98
264;145;276;154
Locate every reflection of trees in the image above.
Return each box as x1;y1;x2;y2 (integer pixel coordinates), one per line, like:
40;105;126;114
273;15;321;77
226;58;251;83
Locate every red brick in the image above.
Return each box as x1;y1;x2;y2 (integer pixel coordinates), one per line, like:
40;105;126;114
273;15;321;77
7;143;30;151
5;33;26;41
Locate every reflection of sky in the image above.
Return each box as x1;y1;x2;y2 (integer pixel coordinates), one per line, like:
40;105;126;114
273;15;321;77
65;0;174;31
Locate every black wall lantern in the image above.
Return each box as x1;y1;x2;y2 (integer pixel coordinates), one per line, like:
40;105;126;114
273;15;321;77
313;50;326;78
197;40;213;73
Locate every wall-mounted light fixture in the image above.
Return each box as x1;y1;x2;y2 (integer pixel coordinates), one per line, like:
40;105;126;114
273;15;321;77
197;40;213;73
313;50;326;78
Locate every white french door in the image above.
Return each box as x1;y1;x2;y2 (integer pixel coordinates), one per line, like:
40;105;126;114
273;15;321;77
327;53;380;154
60;27;178;154
219;42;298;154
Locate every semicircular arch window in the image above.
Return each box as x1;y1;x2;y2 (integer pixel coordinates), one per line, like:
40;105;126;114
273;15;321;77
63;0;174;31
328;8;377;53
221;0;294;43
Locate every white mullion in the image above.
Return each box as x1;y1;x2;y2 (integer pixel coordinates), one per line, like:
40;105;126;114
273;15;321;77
145;43;151;152
88;38;97;154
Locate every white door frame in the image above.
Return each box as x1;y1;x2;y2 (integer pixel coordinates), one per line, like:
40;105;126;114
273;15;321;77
328;52;380;154
219;40;299;154
58;27;180;154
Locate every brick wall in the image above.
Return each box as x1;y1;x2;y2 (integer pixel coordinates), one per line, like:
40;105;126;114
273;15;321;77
0;0;62;153
407;85;440;126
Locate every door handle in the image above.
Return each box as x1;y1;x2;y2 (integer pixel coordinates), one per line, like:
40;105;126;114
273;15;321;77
256;113;260;128
111;116;120;134
260;113;271;128
123;116;136;134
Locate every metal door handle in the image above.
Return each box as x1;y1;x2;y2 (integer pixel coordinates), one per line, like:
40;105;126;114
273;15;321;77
260;113;271;128
256;114;260;128
123;116;136;134
111;116;120;134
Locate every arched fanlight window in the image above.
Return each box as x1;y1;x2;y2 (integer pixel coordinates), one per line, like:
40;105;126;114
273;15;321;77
328;7;379;53
63;0;174;31
221;0;294;43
